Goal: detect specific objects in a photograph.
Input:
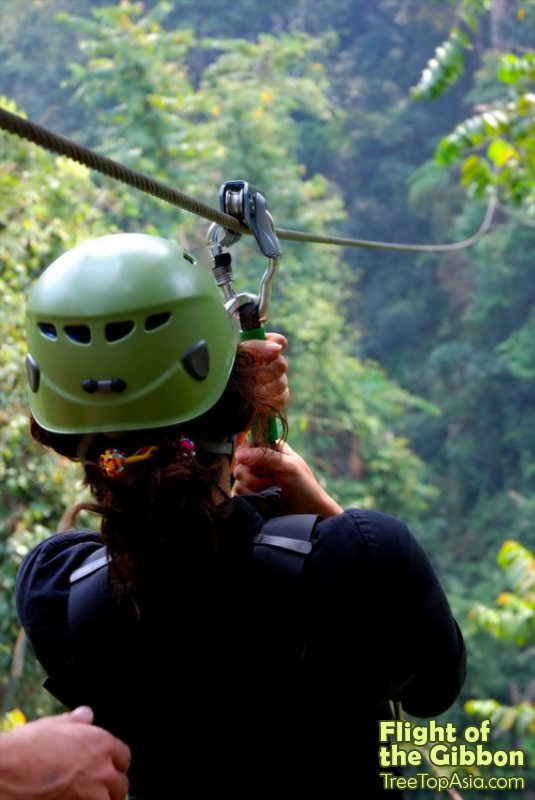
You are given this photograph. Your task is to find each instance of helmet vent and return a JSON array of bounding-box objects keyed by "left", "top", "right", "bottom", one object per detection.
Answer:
[
  {"left": 145, "top": 312, "right": 171, "bottom": 332},
  {"left": 65, "top": 325, "right": 91, "bottom": 344},
  {"left": 38, "top": 322, "right": 57, "bottom": 340},
  {"left": 105, "top": 320, "right": 135, "bottom": 342},
  {"left": 183, "top": 251, "right": 195, "bottom": 264}
]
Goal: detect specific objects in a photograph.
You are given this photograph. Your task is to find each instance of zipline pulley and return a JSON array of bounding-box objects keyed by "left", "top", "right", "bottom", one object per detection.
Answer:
[{"left": 219, "top": 180, "right": 282, "bottom": 260}]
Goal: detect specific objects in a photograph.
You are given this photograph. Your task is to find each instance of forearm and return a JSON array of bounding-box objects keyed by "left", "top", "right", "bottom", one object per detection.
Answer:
[
  {"left": 0, "top": 734, "right": 25, "bottom": 799},
  {"left": 299, "top": 481, "right": 343, "bottom": 517}
]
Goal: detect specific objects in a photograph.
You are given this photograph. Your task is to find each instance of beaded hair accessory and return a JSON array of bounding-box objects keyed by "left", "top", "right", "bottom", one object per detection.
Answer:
[{"left": 98, "top": 436, "right": 197, "bottom": 479}]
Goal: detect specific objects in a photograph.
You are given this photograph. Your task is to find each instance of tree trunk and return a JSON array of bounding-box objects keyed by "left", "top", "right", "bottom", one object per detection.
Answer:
[{"left": 490, "top": 0, "right": 507, "bottom": 51}]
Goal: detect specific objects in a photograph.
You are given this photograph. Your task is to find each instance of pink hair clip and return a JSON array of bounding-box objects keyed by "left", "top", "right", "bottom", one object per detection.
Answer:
[{"left": 174, "top": 436, "right": 197, "bottom": 457}]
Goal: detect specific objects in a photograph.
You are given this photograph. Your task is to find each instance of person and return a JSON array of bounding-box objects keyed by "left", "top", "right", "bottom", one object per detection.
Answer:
[
  {"left": 15, "top": 232, "right": 465, "bottom": 798},
  {"left": 0, "top": 705, "right": 131, "bottom": 800}
]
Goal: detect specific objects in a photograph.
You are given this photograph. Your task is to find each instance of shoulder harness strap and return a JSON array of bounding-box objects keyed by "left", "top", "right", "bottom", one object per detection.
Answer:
[
  {"left": 68, "top": 546, "right": 110, "bottom": 634},
  {"left": 253, "top": 514, "right": 320, "bottom": 581},
  {"left": 67, "top": 514, "right": 320, "bottom": 633}
]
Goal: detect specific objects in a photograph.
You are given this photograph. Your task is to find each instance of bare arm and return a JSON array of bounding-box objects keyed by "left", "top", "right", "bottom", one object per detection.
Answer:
[{"left": 0, "top": 707, "right": 130, "bottom": 800}]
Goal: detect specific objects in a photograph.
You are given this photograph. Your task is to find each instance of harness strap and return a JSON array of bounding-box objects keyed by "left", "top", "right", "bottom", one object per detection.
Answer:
[
  {"left": 253, "top": 514, "right": 319, "bottom": 581},
  {"left": 67, "top": 514, "right": 320, "bottom": 633},
  {"left": 69, "top": 546, "right": 111, "bottom": 634},
  {"left": 70, "top": 549, "right": 110, "bottom": 583}
]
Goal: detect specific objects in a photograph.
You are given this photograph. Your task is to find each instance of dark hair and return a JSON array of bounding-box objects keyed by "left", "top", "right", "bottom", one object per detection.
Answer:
[{"left": 31, "top": 347, "right": 286, "bottom": 587}]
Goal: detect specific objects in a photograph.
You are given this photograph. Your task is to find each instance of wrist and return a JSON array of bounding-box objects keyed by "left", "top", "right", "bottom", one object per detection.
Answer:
[
  {"left": 289, "top": 483, "right": 342, "bottom": 517},
  {"left": 315, "top": 491, "right": 343, "bottom": 517}
]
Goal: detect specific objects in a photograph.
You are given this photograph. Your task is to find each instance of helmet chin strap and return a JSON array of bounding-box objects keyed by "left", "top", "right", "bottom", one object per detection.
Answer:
[
  {"left": 196, "top": 437, "right": 235, "bottom": 458},
  {"left": 76, "top": 433, "right": 235, "bottom": 463}
]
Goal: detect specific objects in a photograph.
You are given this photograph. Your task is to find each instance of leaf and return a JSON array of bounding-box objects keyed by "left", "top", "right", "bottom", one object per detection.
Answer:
[
  {"left": 0, "top": 709, "right": 27, "bottom": 731},
  {"left": 487, "top": 139, "right": 519, "bottom": 168},
  {"left": 464, "top": 698, "right": 499, "bottom": 718},
  {"left": 459, "top": 154, "right": 491, "bottom": 193},
  {"left": 497, "top": 53, "right": 535, "bottom": 85},
  {"left": 411, "top": 30, "right": 467, "bottom": 101}
]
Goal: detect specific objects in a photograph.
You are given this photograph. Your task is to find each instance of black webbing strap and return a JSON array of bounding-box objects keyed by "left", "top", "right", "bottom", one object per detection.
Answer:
[
  {"left": 239, "top": 301, "right": 261, "bottom": 331},
  {"left": 68, "top": 546, "right": 110, "bottom": 634},
  {"left": 253, "top": 514, "right": 319, "bottom": 581},
  {"left": 67, "top": 514, "right": 320, "bottom": 633}
]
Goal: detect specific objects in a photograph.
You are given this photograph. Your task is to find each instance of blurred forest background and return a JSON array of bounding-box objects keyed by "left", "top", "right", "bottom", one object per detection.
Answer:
[{"left": 0, "top": 0, "right": 534, "bottom": 796}]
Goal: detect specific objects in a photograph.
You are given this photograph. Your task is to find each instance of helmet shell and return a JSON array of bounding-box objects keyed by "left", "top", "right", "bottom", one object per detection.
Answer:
[{"left": 26, "top": 233, "right": 237, "bottom": 434}]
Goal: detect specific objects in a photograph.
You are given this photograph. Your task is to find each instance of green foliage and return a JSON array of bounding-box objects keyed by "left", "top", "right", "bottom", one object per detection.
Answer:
[
  {"left": 497, "top": 52, "right": 535, "bottom": 85},
  {"left": 436, "top": 92, "right": 535, "bottom": 213},
  {"left": 403, "top": 6, "right": 535, "bottom": 576},
  {"left": 466, "top": 697, "right": 535, "bottom": 735},
  {"left": 411, "top": 28, "right": 471, "bottom": 101},
  {"left": 410, "top": 0, "right": 502, "bottom": 102},
  {"left": 471, "top": 541, "right": 535, "bottom": 645},
  {"left": 414, "top": 1, "right": 535, "bottom": 218},
  {"left": 413, "top": 0, "right": 532, "bottom": 99},
  {"left": 498, "top": 310, "right": 535, "bottom": 379},
  {"left": 465, "top": 541, "right": 535, "bottom": 779},
  {"left": 400, "top": 14, "right": 535, "bottom": 780}
]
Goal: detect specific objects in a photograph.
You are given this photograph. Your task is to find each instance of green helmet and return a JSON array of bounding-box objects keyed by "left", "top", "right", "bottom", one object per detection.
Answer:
[{"left": 25, "top": 233, "right": 238, "bottom": 434}]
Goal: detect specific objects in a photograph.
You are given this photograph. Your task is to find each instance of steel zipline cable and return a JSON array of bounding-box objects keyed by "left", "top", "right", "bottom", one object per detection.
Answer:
[{"left": 0, "top": 106, "right": 496, "bottom": 253}]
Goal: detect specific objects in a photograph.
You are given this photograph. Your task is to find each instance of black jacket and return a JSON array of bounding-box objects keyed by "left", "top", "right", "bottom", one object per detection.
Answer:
[{"left": 16, "top": 494, "right": 466, "bottom": 798}]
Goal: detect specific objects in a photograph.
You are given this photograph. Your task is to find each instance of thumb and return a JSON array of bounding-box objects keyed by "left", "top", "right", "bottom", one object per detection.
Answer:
[{"left": 67, "top": 706, "right": 94, "bottom": 724}]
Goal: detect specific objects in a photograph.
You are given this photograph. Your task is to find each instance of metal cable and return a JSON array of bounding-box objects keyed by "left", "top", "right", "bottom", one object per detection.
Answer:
[{"left": 0, "top": 106, "right": 495, "bottom": 252}]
